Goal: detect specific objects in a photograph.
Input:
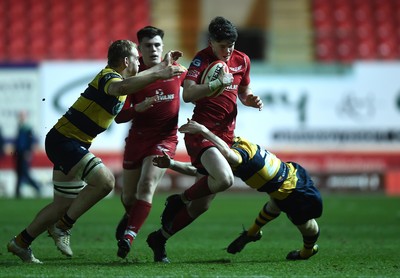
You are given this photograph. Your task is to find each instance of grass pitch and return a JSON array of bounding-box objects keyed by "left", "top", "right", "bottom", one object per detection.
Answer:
[{"left": 1, "top": 191, "right": 399, "bottom": 277}]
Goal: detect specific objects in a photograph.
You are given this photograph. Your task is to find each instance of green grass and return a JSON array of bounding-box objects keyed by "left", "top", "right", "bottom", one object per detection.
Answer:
[{"left": 1, "top": 192, "right": 399, "bottom": 277}]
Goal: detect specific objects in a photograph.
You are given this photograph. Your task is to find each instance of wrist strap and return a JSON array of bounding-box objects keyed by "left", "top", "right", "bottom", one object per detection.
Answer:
[{"left": 208, "top": 79, "right": 222, "bottom": 95}]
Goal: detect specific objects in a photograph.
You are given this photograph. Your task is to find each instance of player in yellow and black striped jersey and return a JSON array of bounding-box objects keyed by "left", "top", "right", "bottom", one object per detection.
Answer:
[
  {"left": 53, "top": 67, "right": 126, "bottom": 145},
  {"left": 149, "top": 119, "right": 322, "bottom": 262},
  {"left": 7, "top": 40, "right": 185, "bottom": 264}
]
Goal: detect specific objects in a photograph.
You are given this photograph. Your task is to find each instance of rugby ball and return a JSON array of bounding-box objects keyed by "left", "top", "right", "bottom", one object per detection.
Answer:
[{"left": 200, "top": 60, "right": 229, "bottom": 97}]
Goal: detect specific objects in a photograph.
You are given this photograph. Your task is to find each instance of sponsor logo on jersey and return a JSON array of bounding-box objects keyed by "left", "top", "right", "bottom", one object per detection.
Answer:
[
  {"left": 155, "top": 89, "right": 174, "bottom": 102},
  {"left": 229, "top": 65, "right": 243, "bottom": 72},
  {"left": 187, "top": 69, "right": 200, "bottom": 78},
  {"left": 191, "top": 58, "right": 202, "bottom": 67},
  {"left": 226, "top": 84, "right": 238, "bottom": 91}
]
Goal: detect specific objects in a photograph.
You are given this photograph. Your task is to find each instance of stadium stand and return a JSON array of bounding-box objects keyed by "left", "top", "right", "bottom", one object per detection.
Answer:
[
  {"left": 3, "top": 0, "right": 399, "bottom": 64},
  {"left": 312, "top": 0, "right": 400, "bottom": 63},
  {"left": 1, "top": 0, "right": 150, "bottom": 62}
]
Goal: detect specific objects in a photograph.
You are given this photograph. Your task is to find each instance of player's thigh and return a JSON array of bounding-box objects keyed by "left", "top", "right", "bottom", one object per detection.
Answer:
[
  {"left": 52, "top": 169, "right": 86, "bottom": 199},
  {"left": 136, "top": 156, "right": 167, "bottom": 200},
  {"left": 122, "top": 168, "right": 141, "bottom": 200},
  {"left": 82, "top": 157, "right": 115, "bottom": 190},
  {"left": 201, "top": 148, "right": 233, "bottom": 180}
]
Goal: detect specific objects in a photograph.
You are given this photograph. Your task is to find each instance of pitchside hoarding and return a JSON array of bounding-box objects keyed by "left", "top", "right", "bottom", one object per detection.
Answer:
[
  {"left": 3, "top": 62, "right": 399, "bottom": 152},
  {"left": 1, "top": 62, "right": 399, "bottom": 195}
]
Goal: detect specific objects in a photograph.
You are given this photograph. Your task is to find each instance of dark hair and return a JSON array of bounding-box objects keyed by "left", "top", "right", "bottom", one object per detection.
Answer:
[
  {"left": 137, "top": 26, "right": 165, "bottom": 43},
  {"left": 208, "top": 16, "right": 238, "bottom": 43},
  {"left": 107, "top": 40, "right": 136, "bottom": 68}
]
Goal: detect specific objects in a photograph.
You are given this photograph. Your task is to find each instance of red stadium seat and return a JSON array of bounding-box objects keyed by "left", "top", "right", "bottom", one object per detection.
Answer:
[
  {"left": 355, "top": 22, "right": 375, "bottom": 39},
  {"left": 8, "top": 37, "right": 28, "bottom": 62},
  {"left": 357, "top": 38, "right": 378, "bottom": 60},
  {"left": 30, "top": 38, "right": 47, "bottom": 62},
  {"left": 49, "top": 37, "right": 70, "bottom": 60},
  {"left": 377, "top": 38, "right": 399, "bottom": 60},
  {"left": 376, "top": 21, "right": 396, "bottom": 39},
  {"left": 91, "top": 37, "right": 110, "bottom": 59},
  {"left": 336, "top": 37, "right": 356, "bottom": 63},
  {"left": 354, "top": 4, "right": 373, "bottom": 24},
  {"left": 70, "top": 38, "right": 90, "bottom": 60},
  {"left": 315, "top": 36, "right": 336, "bottom": 63}
]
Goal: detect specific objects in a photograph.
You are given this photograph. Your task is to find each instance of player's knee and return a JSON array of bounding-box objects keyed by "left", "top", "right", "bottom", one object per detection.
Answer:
[
  {"left": 138, "top": 179, "right": 159, "bottom": 199},
  {"left": 101, "top": 172, "right": 115, "bottom": 193},
  {"left": 122, "top": 193, "right": 135, "bottom": 206},
  {"left": 89, "top": 166, "right": 115, "bottom": 194},
  {"left": 216, "top": 172, "right": 234, "bottom": 191},
  {"left": 297, "top": 219, "right": 319, "bottom": 236}
]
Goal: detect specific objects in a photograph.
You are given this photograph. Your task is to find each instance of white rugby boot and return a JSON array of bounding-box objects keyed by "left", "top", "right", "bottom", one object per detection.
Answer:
[
  {"left": 7, "top": 237, "right": 42, "bottom": 264},
  {"left": 48, "top": 224, "right": 73, "bottom": 257}
]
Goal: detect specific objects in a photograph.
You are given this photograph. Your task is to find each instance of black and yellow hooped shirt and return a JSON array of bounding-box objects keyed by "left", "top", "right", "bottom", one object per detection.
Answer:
[
  {"left": 231, "top": 137, "right": 298, "bottom": 200},
  {"left": 54, "top": 67, "right": 126, "bottom": 145}
]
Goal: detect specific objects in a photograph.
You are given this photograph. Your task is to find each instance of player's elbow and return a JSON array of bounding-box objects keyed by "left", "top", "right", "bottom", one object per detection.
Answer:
[
  {"left": 182, "top": 92, "right": 192, "bottom": 103},
  {"left": 114, "top": 116, "right": 123, "bottom": 124},
  {"left": 108, "top": 82, "right": 127, "bottom": 97}
]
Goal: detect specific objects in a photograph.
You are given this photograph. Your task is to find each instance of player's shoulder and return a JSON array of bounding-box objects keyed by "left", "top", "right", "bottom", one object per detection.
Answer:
[
  {"left": 97, "top": 67, "right": 122, "bottom": 80},
  {"left": 229, "top": 50, "right": 250, "bottom": 66},
  {"left": 90, "top": 67, "right": 122, "bottom": 89},
  {"left": 233, "top": 49, "right": 249, "bottom": 59},
  {"left": 189, "top": 47, "right": 215, "bottom": 68}
]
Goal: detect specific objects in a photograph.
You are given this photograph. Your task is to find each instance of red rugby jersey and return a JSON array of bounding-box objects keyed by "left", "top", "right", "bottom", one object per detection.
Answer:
[
  {"left": 185, "top": 46, "right": 251, "bottom": 133},
  {"left": 116, "top": 57, "right": 187, "bottom": 135}
]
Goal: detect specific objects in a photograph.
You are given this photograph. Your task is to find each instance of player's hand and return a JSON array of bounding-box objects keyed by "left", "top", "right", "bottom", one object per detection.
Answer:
[
  {"left": 134, "top": 95, "right": 158, "bottom": 113},
  {"left": 246, "top": 94, "right": 263, "bottom": 111},
  {"left": 163, "top": 50, "right": 183, "bottom": 65},
  {"left": 152, "top": 150, "right": 172, "bottom": 168},
  {"left": 218, "top": 70, "right": 233, "bottom": 87},
  {"left": 178, "top": 119, "right": 206, "bottom": 134},
  {"left": 159, "top": 65, "right": 185, "bottom": 79}
]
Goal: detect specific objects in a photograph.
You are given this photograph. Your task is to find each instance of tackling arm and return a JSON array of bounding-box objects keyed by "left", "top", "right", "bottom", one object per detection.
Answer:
[
  {"left": 178, "top": 119, "right": 240, "bottom": 166},
  {"left": 108, "top": 51, "right": 185, "bottom": 97},
  {"left": 152, "top": 150, "right": 197, "bottom": 176}
]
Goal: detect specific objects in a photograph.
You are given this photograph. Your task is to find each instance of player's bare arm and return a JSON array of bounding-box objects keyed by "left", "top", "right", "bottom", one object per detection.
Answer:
[
  {"left": 134, "top": 95, "right": 158, "bottom": 113},
  {"left": 182, "top": 69, "right": 233, "bottom": 102},
  {"left": 238, "top": 85, "right": 263, "bottom": 111},
  {"left": 182, "top": 79, "right": 213, "bottom": 102},
  {"left": 178, "top": 119, "right": 240, "bottom": 166},
  {"left": 138, "top": 50, "right": 183, "bottom": 76},
  {"left": 114, "top": 66, "right": 184, "bottom": 96},
  {"left": 108, "top": 51, "right": 185, "bottom": 97},
  {"left": 152, "top": 150, "right": 197, "bottom": 176}
]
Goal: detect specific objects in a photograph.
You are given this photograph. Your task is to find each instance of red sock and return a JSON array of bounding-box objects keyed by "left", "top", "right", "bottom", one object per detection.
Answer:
[
  {"left": 124, "top": 200, "right": 152, "bottom": 243},
  {"left": 183, "top": 176, "right": 212, "bottom": 201},
  {"left": 170, "top": 207, "right": 195, "bottom": 235}
]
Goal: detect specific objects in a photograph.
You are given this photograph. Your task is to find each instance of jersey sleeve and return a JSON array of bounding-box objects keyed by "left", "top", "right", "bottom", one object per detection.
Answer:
[
  {"left": 100, "top": 72, "right": 123, "bottom": 95},
  {"left": 185, "top": 54, "right": 209, "bottom": 83},
  {"left": 240, "top": 55, "right": 251, "bottom": 87}
]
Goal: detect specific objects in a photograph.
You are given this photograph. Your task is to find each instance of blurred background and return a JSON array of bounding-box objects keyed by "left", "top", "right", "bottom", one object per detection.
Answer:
[{"left": 0, "top": 0, "right": 399, "bottom": 198}]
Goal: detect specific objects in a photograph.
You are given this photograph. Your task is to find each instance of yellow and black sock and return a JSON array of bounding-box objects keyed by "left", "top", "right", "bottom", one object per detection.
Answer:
[
  {"left": 300, "top": 230, "right": 320, "bottom": 258},
  {"left": 247, "top": 202, "right": 280, "bottom": 236}
]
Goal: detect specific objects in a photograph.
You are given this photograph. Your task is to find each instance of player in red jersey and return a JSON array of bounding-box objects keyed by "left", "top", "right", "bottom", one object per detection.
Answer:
[
  {"left": 114, "top": 26, "right": 187, "bottom": 260},
  {"left": 146, "top": 16, "right": 263, "bottom": 263}
]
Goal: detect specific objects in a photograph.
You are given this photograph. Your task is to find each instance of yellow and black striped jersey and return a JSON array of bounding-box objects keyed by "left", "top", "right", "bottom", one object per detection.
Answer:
[
  {"left": 231, "top": 137, "right": 298, "bottom": 200},
  {"left": 54, "top": 67, "right": 126, "bottom": 144}
]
